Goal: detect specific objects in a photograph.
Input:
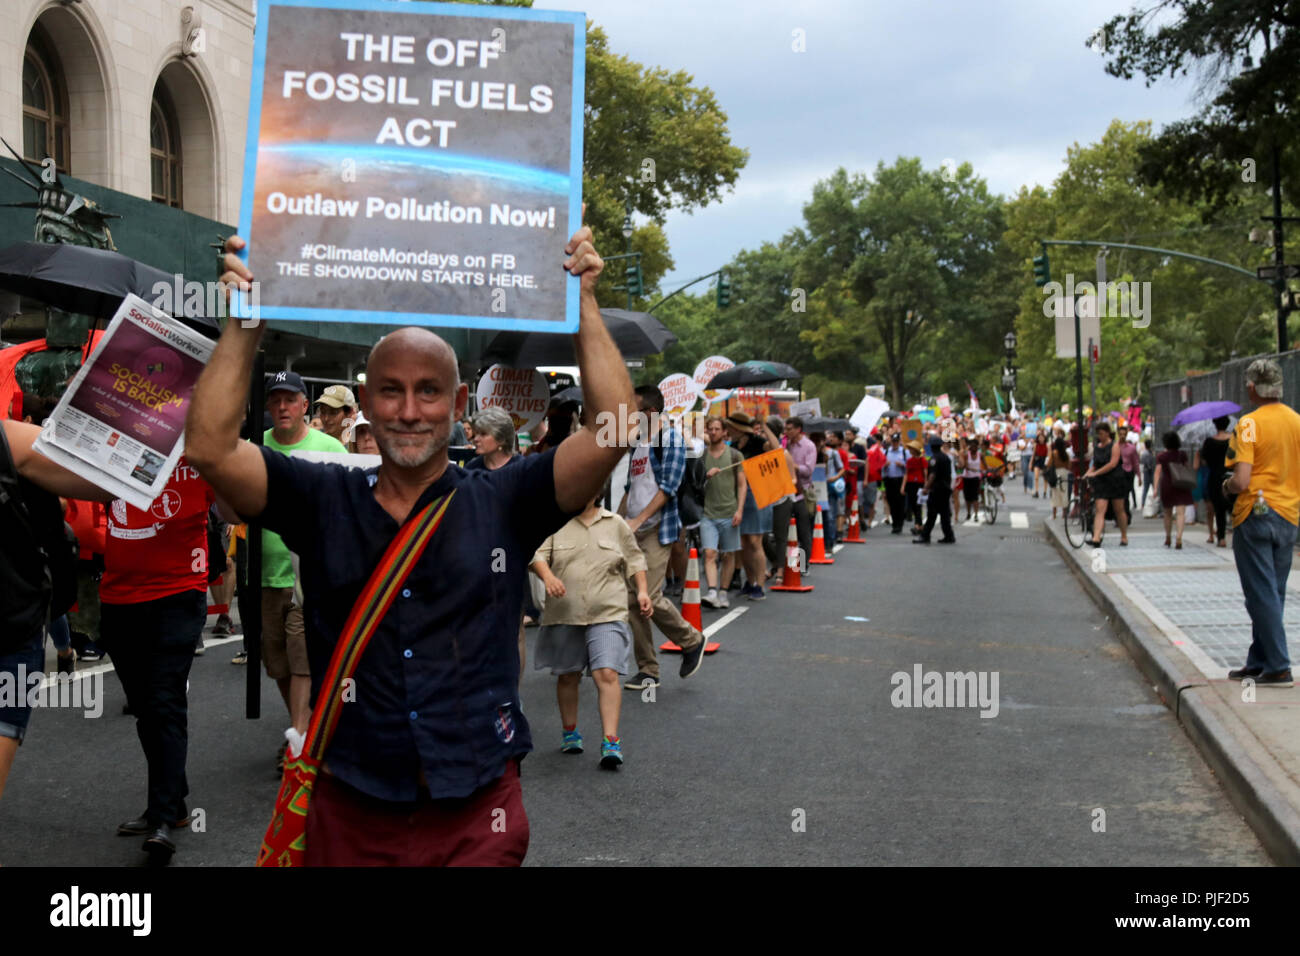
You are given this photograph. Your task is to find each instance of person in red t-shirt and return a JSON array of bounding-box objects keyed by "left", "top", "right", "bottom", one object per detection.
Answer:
[
  {"left": 99, "top": 456, "right": 217, "bottom": 862},
  {"left": 904, "top": 441, "right": 929, "bottom": 535},
  {"left": 864, "top": 437, "right": 886, "bottom": 530}
]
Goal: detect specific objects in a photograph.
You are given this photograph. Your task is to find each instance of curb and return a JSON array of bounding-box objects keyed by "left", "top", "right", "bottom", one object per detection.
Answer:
[{"left": 1044, "top": 517, "right": 1300, "bottom": 865}]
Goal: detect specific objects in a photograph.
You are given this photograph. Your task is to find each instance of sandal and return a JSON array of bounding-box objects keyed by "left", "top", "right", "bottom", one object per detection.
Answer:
[{"left": 1175, "top": 540, "right": 1182, "bottom": 550}]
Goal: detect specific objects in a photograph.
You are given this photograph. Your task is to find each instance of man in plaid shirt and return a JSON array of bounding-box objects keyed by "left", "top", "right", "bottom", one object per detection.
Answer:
[{"left": 620, "top": 385, "right": 708, "bottom": 690}]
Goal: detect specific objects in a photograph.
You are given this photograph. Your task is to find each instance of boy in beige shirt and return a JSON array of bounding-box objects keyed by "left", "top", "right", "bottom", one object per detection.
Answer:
[{"left": 531, "top": 493, "right": 652, "bottom": 768}]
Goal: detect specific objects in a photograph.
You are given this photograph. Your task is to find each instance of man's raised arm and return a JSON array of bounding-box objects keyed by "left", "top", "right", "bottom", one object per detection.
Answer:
[
  {"left": 552, "top": 223, "right": 638, "bottom": 514},
  {"left": 184, "top": 236, "right": 268, "bottom": 519}
]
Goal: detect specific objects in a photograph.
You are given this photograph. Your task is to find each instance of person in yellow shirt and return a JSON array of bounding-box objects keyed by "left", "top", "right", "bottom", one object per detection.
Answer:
[{"left": 1223, "top": 358, "right": 1300, "bottom": 687}]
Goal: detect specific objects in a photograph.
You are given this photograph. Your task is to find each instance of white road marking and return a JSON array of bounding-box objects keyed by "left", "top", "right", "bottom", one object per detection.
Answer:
[
  {"left": 703, "top": 606, "right": 747, "bottom": 638},
  {"left": 832, "top": 543, "right": 844, "bottom": 554},
  {"left": 39, "top": 633, "right": 243, "bottom": 690},
  {"left": 1010, "top": 512, "right": 1028, "bottom": 528}
]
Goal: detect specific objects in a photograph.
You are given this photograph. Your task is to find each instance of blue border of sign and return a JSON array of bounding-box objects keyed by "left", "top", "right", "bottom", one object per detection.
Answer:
[{"left": 233, "top": 0, "right": 585, "bottom": 333}]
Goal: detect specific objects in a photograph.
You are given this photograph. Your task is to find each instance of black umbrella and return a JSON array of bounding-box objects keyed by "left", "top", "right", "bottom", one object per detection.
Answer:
[
  {"left": 552, "top": 385, "right": 583, "bottom": 404},
  {"left": 705, "top": 359, "right": 801, "bottom": 391},
  {"left": 802, "top": 416, "right": 853, "bottom": 433},
  {"left": 0, "top": 242, "right": 219, "bottom": 330},
  {"left": 483, "top": 308, "right": 677, "bottom": 367}
]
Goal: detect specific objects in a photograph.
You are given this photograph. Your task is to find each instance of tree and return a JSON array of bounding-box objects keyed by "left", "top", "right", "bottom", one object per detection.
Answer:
[
  {"left": 1097, "top": 0, "right": 1300, "bottom": 210},
  {"left": 583, "top": 25, "right": 748, "bottom": 305},
  {"left": 1004, "top": 120, "right": 1273, "bottom": 413},
  {"left": 795, "top": 160, "right": 1009, "bottom": 410}
]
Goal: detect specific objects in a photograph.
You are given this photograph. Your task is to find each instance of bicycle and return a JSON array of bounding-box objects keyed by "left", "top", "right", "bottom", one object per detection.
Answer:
[
  {"left": 1064, "top": 473, "right": 1094, "bottom": 548},
  {"left": 981, "top": 472, "right": 1000, "bottom": 525}
]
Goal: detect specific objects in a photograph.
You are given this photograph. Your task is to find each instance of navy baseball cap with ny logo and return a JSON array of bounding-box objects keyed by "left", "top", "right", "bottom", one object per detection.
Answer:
[{"left": 266, "top": 370, "right": 306, "bottom": 396}]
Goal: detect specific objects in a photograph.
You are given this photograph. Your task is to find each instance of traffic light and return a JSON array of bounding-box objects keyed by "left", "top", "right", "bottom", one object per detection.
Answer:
[
  {"left": 1032, "top": 249, "right": 1051, "bottom": 287},
  {"left": 716, "top": 272, "right": 732, "bottom": 308},
  {"left": 624, "top": 262, "right": 642, "bottom": 297}
]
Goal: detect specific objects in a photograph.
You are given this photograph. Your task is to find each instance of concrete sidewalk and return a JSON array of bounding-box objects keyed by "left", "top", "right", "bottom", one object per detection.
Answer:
[{"left": 1048, "top": 515, "right": 1300, "bottom": 864}]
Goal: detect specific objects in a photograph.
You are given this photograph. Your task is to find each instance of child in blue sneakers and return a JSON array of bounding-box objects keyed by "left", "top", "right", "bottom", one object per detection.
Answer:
[{"left": 530, "top": 491, "right": 651, "bottom": 769}]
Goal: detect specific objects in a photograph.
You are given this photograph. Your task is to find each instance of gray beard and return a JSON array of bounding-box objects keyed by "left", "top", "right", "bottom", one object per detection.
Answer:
[{"left": 376, "top": 429, "right": 448, "bottom": 469}]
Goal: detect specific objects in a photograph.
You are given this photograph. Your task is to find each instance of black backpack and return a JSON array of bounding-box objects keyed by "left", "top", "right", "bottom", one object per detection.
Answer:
[
  {"left": 0, "top": 425, "right": 79, "bottom": 651},
  {"left": 650, "top": 434, "right": 705, "bottom": 527}
]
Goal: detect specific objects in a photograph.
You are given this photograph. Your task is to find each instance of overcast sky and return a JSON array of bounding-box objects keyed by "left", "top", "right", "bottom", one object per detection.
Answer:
[{"left": 535, "top": 0, "right": 1204, "bottom": 288}]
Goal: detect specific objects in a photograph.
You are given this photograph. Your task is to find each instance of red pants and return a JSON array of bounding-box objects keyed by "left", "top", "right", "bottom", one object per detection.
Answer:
[{"left": 304, "top": 760, "right": 529, "bottom": 866}]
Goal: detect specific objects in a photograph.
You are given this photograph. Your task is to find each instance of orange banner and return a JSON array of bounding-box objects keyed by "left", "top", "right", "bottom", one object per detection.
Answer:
[{"left": 742, "top": 448, "right": 796, "bottom": 509}]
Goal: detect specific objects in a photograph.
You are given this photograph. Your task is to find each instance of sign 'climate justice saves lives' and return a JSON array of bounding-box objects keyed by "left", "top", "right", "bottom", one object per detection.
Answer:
[{"left": 235, "top": 0, "right": 585, "bottom": 332}]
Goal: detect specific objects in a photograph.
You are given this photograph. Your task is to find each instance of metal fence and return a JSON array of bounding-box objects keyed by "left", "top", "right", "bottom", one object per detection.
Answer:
[{"left": 1150, "top": 349, "right": 1300, "bottom": 435}]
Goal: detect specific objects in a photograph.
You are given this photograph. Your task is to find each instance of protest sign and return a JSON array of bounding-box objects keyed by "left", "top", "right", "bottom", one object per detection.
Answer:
[
  {"left": 849, "top": 394, "right": 889, "bottom": 434},
  {"left": 897, "top": 419, "right": 924, "bottom": 447},
  {"left": 475, "top": 364, "right": 548, "bottom": 431},
  {"left": 811, "top": 461, "right": 828, "bottom": 509},
  {"left": 692, "top": 355, "right": 734, "bottom": 405},
  {"left": 937, "top": 393, "right": 951, "bottom": 417},
  {"left": 34, "top": 295, "right": 214, "bottom": 512},
  {"left": 658, "top": 373, "right": 698, "bottom": 417},
  {"left": 742, "top": 447, "right": 794, "bottom": 509},
  {"left": 236, "top": 0, "right": 585, "bottom": 332},
  {"left": 790, "top": 398, "right": 821, "bottom": 420}
]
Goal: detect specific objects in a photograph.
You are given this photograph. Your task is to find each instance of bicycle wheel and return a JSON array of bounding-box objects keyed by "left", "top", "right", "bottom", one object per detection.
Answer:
[
  {"left": 982, "top": 485, "right": 997, "bottom": 524},
  {"left": 1064, "top": 485, "right": 1089, "bottom": 548}
]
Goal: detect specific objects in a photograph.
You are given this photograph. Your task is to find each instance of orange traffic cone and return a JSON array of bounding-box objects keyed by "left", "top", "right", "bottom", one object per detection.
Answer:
[
  {"left": 843, "top": 498, "right": 865, "bottom": 543},
  {"left": 770, "top": 516, "right": 814, "bottom": 593},
  {"left": 661, "top": 548, "right": 719, "bottom": 653},
  {"left": 809, "top": 507, "right": 835, "bottom": 564}
]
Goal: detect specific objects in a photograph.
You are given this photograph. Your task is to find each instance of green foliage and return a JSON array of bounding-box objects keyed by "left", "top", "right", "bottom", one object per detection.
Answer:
[
  {"left": 1005, "top": 119, "right": 1274, "bottom": 413},
  {"left": 1096, "top": 0, "right": 1300, "bottom": 209},
  {"left": 793, "top": 159, "right": 1013, "bottom": 410},
  {"left": 583, "top": 25, "right": 748, "bottom": 307}
]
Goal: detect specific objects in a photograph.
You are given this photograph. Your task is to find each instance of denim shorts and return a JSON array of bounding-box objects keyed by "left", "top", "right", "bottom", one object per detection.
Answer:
[
  {"left": 700, "top": 515, "right": 741, "bottom": 553},
  {"left": 739, "top": 488, "right": 773, "bottom": 536},
  {"left": 0, "top": 628, "right": 45, "bottom": 743}
]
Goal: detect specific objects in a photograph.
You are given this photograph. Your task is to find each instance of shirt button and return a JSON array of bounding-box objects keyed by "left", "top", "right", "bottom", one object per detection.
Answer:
[
  {"left": 403, "top": 649, "right": 413, "bottom": 659},
  {"left": 409, "top": 711, "right": 418, "bottom": 721},
  {"left": 402, "top": 588, "right": 412, "bottom": 598}
]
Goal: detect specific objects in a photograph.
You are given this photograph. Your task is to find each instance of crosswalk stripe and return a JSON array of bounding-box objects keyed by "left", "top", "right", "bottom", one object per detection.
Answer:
[{"left": 1010, "top": 512, "right": 1028, "bottom": 528}]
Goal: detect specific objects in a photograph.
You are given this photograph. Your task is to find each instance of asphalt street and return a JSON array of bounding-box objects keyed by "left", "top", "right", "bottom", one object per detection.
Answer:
[{"left": 0, "top": 482, "right": 1270, "bottom": 866}]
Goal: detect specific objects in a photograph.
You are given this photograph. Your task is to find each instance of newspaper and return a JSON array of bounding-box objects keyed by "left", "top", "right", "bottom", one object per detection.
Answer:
[{"left": 34, "top": 294, "right": 215, "bottom": 511}]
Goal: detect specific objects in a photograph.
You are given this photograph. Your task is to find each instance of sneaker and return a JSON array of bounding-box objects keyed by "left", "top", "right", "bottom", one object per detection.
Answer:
[
  {"left": 624, "top": 671, "right": 660, "bottom": 691},
  {"left": 212, "top": 615, "right": 240, "bottom": 637},
  {"left": 231, "top": 649, "right": 248, "bottom": 665},
  {"left": 679, "top": 633, "right": 707, "bottom": 679},
  {"left": 600, "top": 738, "right": 624, "bottom": 769},
  {"left": 701, "top": 589, "right": 720, "bottom": 609},
  {"left": 717, "top": 591, "right": 730, "bottom": 609},
  {"left": 1228, "top": 666, "right": 1264, "bottom": 681},
  {"left": 747, "top": 585, "right": 766, "bottom": 602},
  {"left": 56, "top": 653, "right": 75, "bottom": 676},
  {"left": 77, "top": 645, "right": 103, "bottom": 663},
  {"left": 1255, "top": 669, "right": 1294, "bottom": 688},
  {"left": 561, "top": 730, "right": 584, "bottom": 754},
  {"left": 193, "top": 638, "right": 206, "bottom": 657}
]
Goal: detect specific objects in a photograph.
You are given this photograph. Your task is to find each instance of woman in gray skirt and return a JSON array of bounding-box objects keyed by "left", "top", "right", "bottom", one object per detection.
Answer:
[{"left": 530, "top": 492, "right": 652, "bottom": 769}]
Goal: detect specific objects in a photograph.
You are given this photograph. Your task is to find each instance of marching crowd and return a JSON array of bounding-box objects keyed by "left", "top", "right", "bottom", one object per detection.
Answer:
[{"left": 3, "top": 225, "right": 1299, "bottom": 868}]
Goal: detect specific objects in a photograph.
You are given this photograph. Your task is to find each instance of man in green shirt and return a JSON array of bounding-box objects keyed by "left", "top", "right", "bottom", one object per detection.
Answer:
[
  {"left": 700, "top": 415, "right": 747, "bottom": 609},
  {"left": 261, "top": 371, "right": 345, "bottom": 758}
]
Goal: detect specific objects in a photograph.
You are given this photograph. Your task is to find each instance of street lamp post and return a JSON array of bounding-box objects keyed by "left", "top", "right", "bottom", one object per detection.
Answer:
[
  {"left": 1001, "top": 330, "right": 1017, "bottom": 396},
  {"left": 621, "top": 203, "right": 634, "bottom": 311}
]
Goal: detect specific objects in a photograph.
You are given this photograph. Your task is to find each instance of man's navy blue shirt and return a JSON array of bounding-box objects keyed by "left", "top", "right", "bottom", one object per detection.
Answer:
[{"left": 259, "top": 445, "right": 573, "bottom": 801}]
